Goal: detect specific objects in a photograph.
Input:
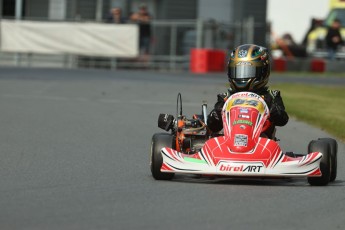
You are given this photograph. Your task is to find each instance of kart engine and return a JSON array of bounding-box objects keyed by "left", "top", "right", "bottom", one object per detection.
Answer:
[
  {"left": 157, "top": 93, "right": 209, "bottom": 154},
  {"left": 177, "top": 117, "right": 208, "bottom": 154},
  {"left": 158, "top": 114, "right": 208, "bottom": 154}
]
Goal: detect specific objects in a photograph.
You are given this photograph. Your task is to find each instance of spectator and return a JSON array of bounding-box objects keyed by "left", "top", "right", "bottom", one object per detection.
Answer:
[
  {"left": 326, "top": 19, "right": 343, "bottom": 60},
  {"left": 130, "top": 4, "right": 152, "bottom": 56},
  {"left": 106, "top": 7, "right": 126, "bottom": 24},
  {"left": 281, "top": 33, "right": 307, "bottom": 57},
  {"left": 282, "top": 33, "right": 296, "bottom": 46}
]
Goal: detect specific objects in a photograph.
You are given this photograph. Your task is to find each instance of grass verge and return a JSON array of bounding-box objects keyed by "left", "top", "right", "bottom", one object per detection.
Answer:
[
  {"left": 271, "top": 71, "right": 345, "bottom": 78},
  {"left": 271, "top": 83, "right": 345, "bottom": 142}
]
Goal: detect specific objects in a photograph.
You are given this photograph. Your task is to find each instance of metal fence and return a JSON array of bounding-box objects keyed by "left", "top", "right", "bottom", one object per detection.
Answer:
[{"left": 0, "top": 17, "right": 266, "bottom": 71}]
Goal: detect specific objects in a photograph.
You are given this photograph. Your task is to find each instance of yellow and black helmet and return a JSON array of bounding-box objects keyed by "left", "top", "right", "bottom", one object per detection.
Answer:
[{"left": 227, "top": 44, "right": 271, "bottom": 92}]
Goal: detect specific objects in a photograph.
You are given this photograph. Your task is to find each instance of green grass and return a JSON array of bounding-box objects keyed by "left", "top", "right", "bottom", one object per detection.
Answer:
[
  {"left": 271, "top": 83, "right": 345, "bottom": 141},
  {"left": 271, "top": 71, "right": 345, "bottom": 78}
]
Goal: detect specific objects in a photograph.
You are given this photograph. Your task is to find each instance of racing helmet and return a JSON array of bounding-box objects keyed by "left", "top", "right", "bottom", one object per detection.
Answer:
[{"left": 228, "top": 44, "right": 271, "bottom": 92}]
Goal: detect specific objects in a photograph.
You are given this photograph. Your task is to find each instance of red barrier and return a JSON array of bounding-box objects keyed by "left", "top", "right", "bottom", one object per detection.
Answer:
[
  {"left": 190, "top": 49, "right": 226, "bottom": 73},
  {"left": 209, "top": 50, "right": 226, "bottom": 71},
  {"left": 310, "top": 58, "right": 325, "bottom": 72},
  {"left": 273, "top": 58, "right": 286, "bottom": 72},
  {"left": 190, "top": 49, "right": 210, "bottom": 73}
]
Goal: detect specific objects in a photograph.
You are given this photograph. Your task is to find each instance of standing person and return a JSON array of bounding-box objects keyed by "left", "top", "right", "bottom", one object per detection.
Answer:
[
  {"left": 106, "top": 7, "right": 126, "bottom": 24},
  {"left": 207, "top": 44, "right": 289, "bottom": 139},
  {"left": 325, "top": 19, "right": 343, "bottom": 60},
  {"left": 130, "top": 4, "right": 152, "bottom": 57}
]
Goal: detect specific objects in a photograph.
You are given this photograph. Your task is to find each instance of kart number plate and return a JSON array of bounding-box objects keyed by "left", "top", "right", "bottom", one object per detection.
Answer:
[{"left": 234, "top": 134, "right": 248, "bottom": 147}]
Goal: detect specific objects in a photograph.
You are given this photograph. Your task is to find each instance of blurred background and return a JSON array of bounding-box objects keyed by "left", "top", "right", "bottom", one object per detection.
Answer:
[
  {"left": 0, "top": 0, "right": 343, "bottom": 71},
  {"left": 0, "top": 2, "right": 344, "bottom": 229}
]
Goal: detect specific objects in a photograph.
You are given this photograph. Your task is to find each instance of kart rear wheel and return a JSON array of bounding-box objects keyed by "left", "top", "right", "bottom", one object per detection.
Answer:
[
  {"left": 150, "top": 133, "right": 175, "bottom": 180},
  {"left": 318, "top": 138, "right": 337, "bottom": 182},
  {"left": 307, "top": 140, "right": 331, "bottom": 186}
]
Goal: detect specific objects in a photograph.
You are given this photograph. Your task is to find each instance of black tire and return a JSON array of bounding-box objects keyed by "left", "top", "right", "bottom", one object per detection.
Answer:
[
  {"left": 318, "top": 138, "right": 337, "bottom": 182},
  {"left": 150, "top": 133, "right": 175, "bottom": 180},
  {"left": 307, "top": 140, "right": 331, "bottom": 186}
]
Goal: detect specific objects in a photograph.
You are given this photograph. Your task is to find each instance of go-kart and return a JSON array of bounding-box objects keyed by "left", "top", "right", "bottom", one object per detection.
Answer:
[{"left": 150, "top": 92, "right": 338, "bottom": 186}]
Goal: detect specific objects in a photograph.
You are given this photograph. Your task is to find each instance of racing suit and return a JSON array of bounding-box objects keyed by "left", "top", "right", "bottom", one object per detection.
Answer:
[{"left": 207, "top": 87, "right": 289, "bottom": 139}]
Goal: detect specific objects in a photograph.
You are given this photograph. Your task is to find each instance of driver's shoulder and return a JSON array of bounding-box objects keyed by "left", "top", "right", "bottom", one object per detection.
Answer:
[{"left": 260, "top": 88, "right": 281, "bottom": 98}]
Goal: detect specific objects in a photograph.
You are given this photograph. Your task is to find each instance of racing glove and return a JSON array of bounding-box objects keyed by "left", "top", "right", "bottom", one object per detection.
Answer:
[
  {"left": 270, "top": 102, "right": 282, "bottom": 121},
  {"left": 207, "top": 92, "right": 230, "bottom": 133},
  {"left": 207, "top": 100, "right": 226, "bottom": 133},
  {"left": 158, "top": 113, "right": 175, "bottom": 131},
  {"left": 268, "top": 90, "right": 289, "bottom": 126},
  {"left": 207, "top": 110, "right": 223, "bottom": 133}
]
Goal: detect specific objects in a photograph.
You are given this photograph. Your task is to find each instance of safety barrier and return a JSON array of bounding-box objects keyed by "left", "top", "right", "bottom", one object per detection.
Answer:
[
  {"left": 0, "top": 20, "right": 138, "bottom": 57},
  {"left": 190, "top": 49, "right": 226, "bottom": 73},
  {"left": 0, "top": 18, "right": 261, "bottom": 71},
  {"left": 272, "top": 57, "right": 344, "bottom": 73}
]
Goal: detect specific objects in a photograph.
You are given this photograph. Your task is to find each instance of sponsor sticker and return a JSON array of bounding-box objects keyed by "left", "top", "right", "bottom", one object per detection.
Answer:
[
  {"left": 233, "top": 120, "right": 253, "bottom": 126},
  {"left": 234, "top": 134, "right": 248, "bottom": 147},
  {"left": 240, "top": 108, "right": 248, "bottom": 113},
  {"left": 218, "top": 162, "right": 264, "bottom": 173},
  {"left": 238, "top": 114, "right": 250, "bottom": 119},
  {"left": 247, "top": 93, "right": 261, "bottom": 99}
]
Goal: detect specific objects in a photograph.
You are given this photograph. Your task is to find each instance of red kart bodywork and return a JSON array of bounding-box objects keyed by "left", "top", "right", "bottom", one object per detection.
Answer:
[{"left": 161, "top": 92, "right": 322, "bottom": 177}]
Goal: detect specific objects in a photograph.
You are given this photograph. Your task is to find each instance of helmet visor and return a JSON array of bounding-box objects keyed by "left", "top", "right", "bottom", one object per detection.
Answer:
[{"left": 230, "top": 65, "right": 261, "bottom": 79}]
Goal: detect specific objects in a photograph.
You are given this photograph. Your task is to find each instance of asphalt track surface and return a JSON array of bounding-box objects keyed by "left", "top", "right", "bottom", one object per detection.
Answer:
[{"left": 0, "top": 67, "right": 344, "bottom": 230}]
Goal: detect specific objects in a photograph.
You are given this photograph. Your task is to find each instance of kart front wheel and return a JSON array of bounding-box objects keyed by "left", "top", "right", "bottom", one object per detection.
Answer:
[
  {"left": 150, "top": 133, "right": 175, "bottom": 180},
  {"left": 318, "top": 138, "right": 337, "bottom": 182},
  {"left": 307, "top": 140, "right": 331, "bottom": 186}
]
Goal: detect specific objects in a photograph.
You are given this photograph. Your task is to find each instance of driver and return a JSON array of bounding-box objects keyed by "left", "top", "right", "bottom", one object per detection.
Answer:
[{"left": 207, "top": 44, "right": 289, "bottom": 139}]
